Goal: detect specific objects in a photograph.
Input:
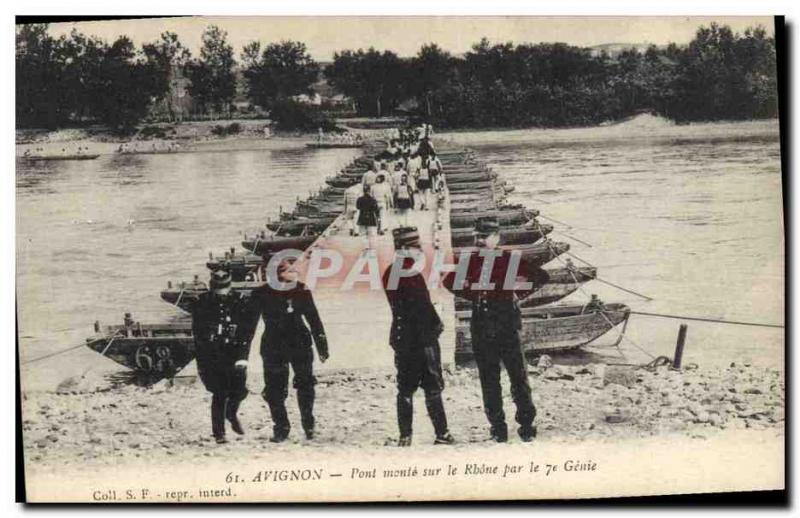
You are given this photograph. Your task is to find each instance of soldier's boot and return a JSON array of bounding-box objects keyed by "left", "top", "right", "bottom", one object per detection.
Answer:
[
  {"left": 397, "top": 394, "right": 414, "bottom": 446},
  {"left": 269, "top": 421, "right": 290, "bottom": 443},
  {"left": 211, "top": 393, "right": 227, "bottom": 443},
  {"left": 266, "top": 400, "right": 291, "bottom": 443},
  {"left": 490, "top": 423, "right": 508, "bottom": 443},
  {"left": 297, "top": 390, "right": 316, "bottom": 440},
  {"left": 433, "top": 433, "right": 455, "bottom": 445},
  {"left": 225, "top": 397, "right": 245, "bottom": 435},
  {"left": 518, "top": 424, "right": 537, "bottom": 443},
  {"left": 425, "top": 394, "right": 454, "bottom": 445}
]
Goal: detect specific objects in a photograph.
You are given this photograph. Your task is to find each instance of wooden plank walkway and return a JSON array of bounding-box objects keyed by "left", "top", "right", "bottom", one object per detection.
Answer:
[{"left": 289, "top": 187, "right": 456, "bottom": 373}]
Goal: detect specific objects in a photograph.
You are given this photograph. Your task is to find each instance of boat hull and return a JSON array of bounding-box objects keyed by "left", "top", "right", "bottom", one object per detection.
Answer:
[
  {"left": 86, "top": 322, "right": 196, "bottom": 384},
  {"left": 450, "top": 207, "right": 538, "bottom": 228},
  {"left": 267, "top": 217, "right": 336, "bottom": 234},
  {"left": 23, "top": 154, "right": 100, "bottom": 161},
  {"left": 450, "top": 223, "right": 553, "bottom": 247},
  {"left": 453, "top": 240, "right": 570, "bottom": 269},
  {"left": 161, "top": 281, "right": 263, "bottom": 312},
  {"left": 454, "top": 265, "right": 597, "bottom": 310},
  {"left": 455, "top": 303, "right": 630, "bottom": 360},
  {"left": 519, "top": 266, "right": 597, "bottom": 308},
  {"left": 241, "top": 234, "right": 318, "bottom": 255}
]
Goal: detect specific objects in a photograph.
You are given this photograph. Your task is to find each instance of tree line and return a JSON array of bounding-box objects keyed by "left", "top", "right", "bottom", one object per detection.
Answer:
[
  {"left": 16, "top": 23, "right": 325, "bottom": 132},
  {"left": 326, "top": 23, "right": 777, "bottom": 127},
  {"left": 16, "top": 22, "right": 777, "bottom": 132}
]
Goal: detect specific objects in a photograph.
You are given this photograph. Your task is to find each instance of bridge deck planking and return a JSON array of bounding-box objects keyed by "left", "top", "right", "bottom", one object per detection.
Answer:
[{"left": 287, "top": 186, "right": 456, "bottom": 373}]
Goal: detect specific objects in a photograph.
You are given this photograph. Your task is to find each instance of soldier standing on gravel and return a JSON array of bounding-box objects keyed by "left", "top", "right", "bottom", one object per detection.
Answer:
[
  {"left": 191, "top": 270, "right": 261, "bottom": 444},
  {"left": 254, "top": 258, "right": 329, "bottom": 443},
  {"left": 443, "top": 216, "right": 548, "bottom": 443},
  {"left": 383, "top": 227, "right": 455, "bottom": 447}
]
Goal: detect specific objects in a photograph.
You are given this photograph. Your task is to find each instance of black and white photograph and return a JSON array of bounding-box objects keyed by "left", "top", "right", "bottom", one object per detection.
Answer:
[{"left": 14, "top": 15, "right": 785, "bottom": 503}]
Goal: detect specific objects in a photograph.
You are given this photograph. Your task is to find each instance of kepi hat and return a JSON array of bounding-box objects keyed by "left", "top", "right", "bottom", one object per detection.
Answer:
[
  {"left": 392, "top": 226, "right": 421, "bottom": 249},
  {"left": 209, "top": 270, "right": 232, "bottom": 290}
]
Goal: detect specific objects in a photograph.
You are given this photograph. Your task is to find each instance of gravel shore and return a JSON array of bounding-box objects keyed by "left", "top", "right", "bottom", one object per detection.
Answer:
[{"left": 20, "top": 360, "right": 784, "bottom": 469}]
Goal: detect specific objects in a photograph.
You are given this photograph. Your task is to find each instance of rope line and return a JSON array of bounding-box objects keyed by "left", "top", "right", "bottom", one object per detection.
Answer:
[
  {"left": 565, "top": 250, "right": 596, "bottom": 267},
  {"left": 593, "top": 277, "right": 654, "bottom": 301},
  {"left": 598, "top": 309, "right": 655, "bottom": 361},
  {"left": 174, "top": 287, "right": 186, "bottom": 309},
  {"left": 22, "top": 342, "right": 88, "bottom": 365},
  {"left": 562, "top": 249, "right": 653, "bottom": 301},
  {"left": 538, "top": 230, "right": 658, "bottom": 361},
  {"left": 630, "top": 310, "right": 784, "bottom": 329},
  {"left": 538, "top": 214, "right": 573, "bottom": 228},
  {"left": 553, "top": 230, "right": 593, "bottom": 248},
  {"left": 98, "top": 331, "right": 123, "bottom": 357},
  {"left": 22, "top": 328, "right": 128, "bottom": 366}
]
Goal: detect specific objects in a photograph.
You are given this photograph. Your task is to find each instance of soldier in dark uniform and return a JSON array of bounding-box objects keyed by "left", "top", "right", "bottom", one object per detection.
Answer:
[
  {"left": 254, "top": 258, "right": 329, "bottom": 442},
  {"left": 444, "top": 216, "right": 549, "bottom": 443},
  {"left": 383, "top": 227, "right": 454, "bottom": 446},
  {"left": 191, "top": 270, "right": 261, "bottom": 444}
]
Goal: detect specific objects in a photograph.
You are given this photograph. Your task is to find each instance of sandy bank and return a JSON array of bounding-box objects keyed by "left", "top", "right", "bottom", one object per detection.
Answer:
[
  {"left": 15, "top": 119, "right": 327, "bottom": 157},
  {"left": 21, "top": 362, "right": 784, "bottom": 469}
]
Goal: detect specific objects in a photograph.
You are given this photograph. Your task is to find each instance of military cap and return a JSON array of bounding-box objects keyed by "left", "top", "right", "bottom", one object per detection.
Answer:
[
  {"left": 392, "top": 226, "right": 421, "bottom": 249},
  {"left": 209, "top": 269, "right": 232, "bottom": 290}
]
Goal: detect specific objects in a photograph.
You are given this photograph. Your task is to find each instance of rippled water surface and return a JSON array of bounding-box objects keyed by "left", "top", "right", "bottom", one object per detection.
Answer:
[
  {"left": 17, "top": 144, "right": 360, "bottom": 389},
  {"left": 441, "top": 119, "right": 784, "bottom": 368},
  {"left": 18, "top": 119, "right": 784, "bottom": 390}
]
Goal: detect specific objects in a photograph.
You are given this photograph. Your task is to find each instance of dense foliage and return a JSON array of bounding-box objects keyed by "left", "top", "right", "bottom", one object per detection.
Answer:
[
  {"left": 16, "top": 24, "right": 167, "bottom": 132},
  {"left": 241, "top": 40, "right": 320, "bottom": 109},
  {"left": 16, "top": 22, "right": 778, "bottom": 131},
  {"left": 141, "top": 31, "right": 192, "bottom": 121},
  {"left": 324, "top": 48, "right": 408, "bottom": 117},
  {"left": 326, "top": 24, "right": 778, "bottom": 127},
  {"left": 185, "top": 25, "right": 237, "bottom": 117}
]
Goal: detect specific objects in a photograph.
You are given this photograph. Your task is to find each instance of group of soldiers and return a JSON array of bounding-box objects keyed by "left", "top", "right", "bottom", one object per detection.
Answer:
[
  {"left": 192, "top": 259, "right": 328, "bottom": 444},
  {"left": 191, "top": 127, "right": 541, "bottom": 446},
  {"left": 192, "top": 217, "right": 541, "bottom": 446}
]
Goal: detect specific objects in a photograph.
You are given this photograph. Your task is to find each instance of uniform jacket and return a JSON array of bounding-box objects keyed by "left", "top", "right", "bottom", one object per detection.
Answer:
[
  {"left": 383, "top": 259, "right": 444, "bottom": 351},
  {"left": 356, "top": 195, "right": 380, "bottom": 227},
  {"left": 253, "top": 282, "right": 328, "bottom": 356},
  {"left": 191, "top": 291, "right": 261, "bottom": 390},
  {"left": 442, "top": 249, "right": 550, "bottom": 340}
]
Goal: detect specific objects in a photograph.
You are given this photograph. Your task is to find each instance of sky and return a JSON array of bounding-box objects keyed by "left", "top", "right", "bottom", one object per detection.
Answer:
[{"left": 44, "top": 16, "right": 776, "bottom": 61}]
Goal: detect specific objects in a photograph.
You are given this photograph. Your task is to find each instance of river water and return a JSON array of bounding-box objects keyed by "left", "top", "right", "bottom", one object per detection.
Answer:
[
  {"left": 17, "top": 119, "right": 784, "bottom": 391},
  {"left": 440, "top": 117, "right": 784, "bottom": 369}
]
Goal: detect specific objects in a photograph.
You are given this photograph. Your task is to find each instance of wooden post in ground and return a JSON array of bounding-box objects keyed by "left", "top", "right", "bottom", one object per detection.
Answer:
[{"left": 673, "top": 324, "right": 688, "bottom": 369}]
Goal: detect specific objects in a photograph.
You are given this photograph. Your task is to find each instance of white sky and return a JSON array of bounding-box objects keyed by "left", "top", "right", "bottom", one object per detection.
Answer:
[{"left": 43, "top": 16, "right": 776, "bottom": 61}]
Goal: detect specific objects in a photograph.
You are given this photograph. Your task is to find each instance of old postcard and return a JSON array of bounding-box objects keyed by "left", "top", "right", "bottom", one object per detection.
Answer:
[{"left": 16, "top": 15, "right": 784, "bottom": 503}]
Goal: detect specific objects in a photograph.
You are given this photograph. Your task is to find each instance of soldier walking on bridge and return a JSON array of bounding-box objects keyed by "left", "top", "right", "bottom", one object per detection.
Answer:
[{"left": 383, "top": 227, "right": 455, "bottom": 447}]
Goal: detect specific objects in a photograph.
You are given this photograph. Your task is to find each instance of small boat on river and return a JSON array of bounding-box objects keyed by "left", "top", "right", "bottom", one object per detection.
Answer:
[
  {"left": 455, "top": 301, "right": 630, "bottom": 360},
  {"left": 453, "top": 240, "right": 570, "bottom": 269},
  {"left": 161, "top": 280, "right": 263, "bottom": 312},
  {"left": 267, "top": 216, "right": 337, "bottom": 234},
  {"left": 450, "top": 223, "right": 553, "bottom": 247},
  {"left": 450, "top": 206, "right": 538, "bottom": 228},
  {"left": 22, "top": 154, "right": 100, "bottom": 161},
  {"left": 241, "top": 232, "right": 319, "bottom": 255},
  {"left": 85, "top": 314, "right": 195, "bottom": 384}
]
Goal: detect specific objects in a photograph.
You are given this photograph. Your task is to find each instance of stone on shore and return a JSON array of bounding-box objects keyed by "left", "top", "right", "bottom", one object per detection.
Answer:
[{"left": 21, "top": 362, "right": 785, "bottom": 467}]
